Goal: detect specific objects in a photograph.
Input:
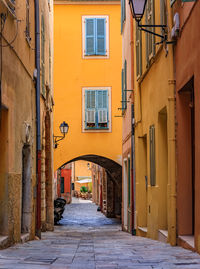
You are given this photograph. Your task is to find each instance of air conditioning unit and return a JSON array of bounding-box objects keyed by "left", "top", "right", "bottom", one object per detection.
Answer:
[{"left": 171, "top": 13, "right": 180, "bottom": 39}]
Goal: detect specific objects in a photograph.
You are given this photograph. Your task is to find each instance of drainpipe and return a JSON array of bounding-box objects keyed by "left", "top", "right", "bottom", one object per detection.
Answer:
[
  {"left": 35, "top": 0, "right": 41, "bottom": 238},
  {"left": 130, "top": 13, "right": 136, "bottom": 235}
]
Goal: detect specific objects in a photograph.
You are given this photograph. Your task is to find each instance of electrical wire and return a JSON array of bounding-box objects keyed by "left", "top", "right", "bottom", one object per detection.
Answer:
[{"left": 0, "top": 18, "right": 19, "bottom": 47}]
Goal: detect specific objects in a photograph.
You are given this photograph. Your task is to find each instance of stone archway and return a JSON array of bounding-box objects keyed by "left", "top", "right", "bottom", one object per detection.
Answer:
[{"left": 58, "top": 155, "right": 122, "bottom": 218}]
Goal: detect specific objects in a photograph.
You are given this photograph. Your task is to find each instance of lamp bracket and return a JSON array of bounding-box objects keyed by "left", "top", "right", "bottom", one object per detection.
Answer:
[
  {"left": 138, "top": 21, "right": 167, "bottom": 41},
  {"left": 54, "top": 133, "right": 65, "bottom": 147}
]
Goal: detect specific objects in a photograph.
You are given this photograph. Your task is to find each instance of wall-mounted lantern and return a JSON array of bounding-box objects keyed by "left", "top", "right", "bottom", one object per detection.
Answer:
[
  {"left": 54, "top": 121, "right": 69, "bottom": 148},
  {"left": 129, "top": 0, "right": 168, "bottom": 43}
]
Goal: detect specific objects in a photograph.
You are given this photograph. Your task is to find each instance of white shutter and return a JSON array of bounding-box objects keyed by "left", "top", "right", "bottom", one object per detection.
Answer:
[
  {"left": 98, "top": 109, "right": 107, "bottom": 123},
  {"left": 86, "top": 110, "right": 95, "bottom": 123}
]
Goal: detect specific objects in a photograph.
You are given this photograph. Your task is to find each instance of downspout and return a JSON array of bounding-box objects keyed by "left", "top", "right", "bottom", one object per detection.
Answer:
[
  {"left": 130, "top": 12, "right": 136, "bottom": 235},
  {"left": 35, "top": 0, "right": 41, "bottom": 238}
]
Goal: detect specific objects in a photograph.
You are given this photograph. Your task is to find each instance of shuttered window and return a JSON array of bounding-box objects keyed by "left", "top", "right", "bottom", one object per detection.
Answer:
[
  {"left": 136, "top": 25, "right": 142, "bottom": 78},
  {"left": 85, "top": 18, "right": 106, "bottom": 56},
  {"left": 145, "top": 0, "right": 155, "bottom": 66},
  {"left": 121, "top": 60, "right": 127, "bottom": 113},
  {"left": 121, "top": 0, "right": 126, "bottom": 33},
  {"left": 41, "top": 15, "right": 46, "bottom": 98},
  {"left": 149, "top": 125, "right": 156, "bottom": 186},
  {"left": 160, "top": 0, "right": 167, "bottom": 36},
  {"left": 85, "top": 90, "right": 108, "bottom": 129}
]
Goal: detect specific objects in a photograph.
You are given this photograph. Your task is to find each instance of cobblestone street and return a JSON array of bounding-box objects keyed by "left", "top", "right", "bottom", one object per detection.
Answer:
[{"left": 0, "top": 199, "right": 200, "bottom": 269}]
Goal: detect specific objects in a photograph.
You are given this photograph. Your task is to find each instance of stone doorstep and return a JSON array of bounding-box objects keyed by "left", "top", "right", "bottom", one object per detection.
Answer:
[
  {"left": 0, "top": 236, "right": 9, "bottom": 249},
  {"left": 21, "top": 233, "right": 30, "bottom": 244},
  {"left": 178, "top": 235, "right": 195, "bottom": 251},
  {"left": 158, "top": 229, "right": 168, "bottom": 244}
]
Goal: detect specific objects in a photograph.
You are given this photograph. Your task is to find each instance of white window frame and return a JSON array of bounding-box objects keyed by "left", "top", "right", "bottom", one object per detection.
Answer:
[
  {"left": 82, "top": 87, "right": 112, "bottom": 133},
  {"left": 82, "top": 15, "right": 109, "bottom": 59}
]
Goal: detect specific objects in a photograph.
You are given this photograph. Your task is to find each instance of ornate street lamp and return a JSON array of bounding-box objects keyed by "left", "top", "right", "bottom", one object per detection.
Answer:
[
  {"left": 129, "top": 0, "right": 147, "bottom": 22},
  {"left": 129, "top": 0, "right": 168, "bottom": 43},
  {"left": 54, "top": 121, "right": 69, "bottom": 148}
]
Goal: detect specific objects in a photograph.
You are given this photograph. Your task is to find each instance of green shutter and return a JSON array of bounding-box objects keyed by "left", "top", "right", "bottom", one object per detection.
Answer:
[
  {"left": 61, "top": 177, "right": 64, "bottom": 193},
  {"left": 96, "top": 18, "right": 106, "bottom": 55},
  {"left": 85, "top": 18, "right": 95, "bottom": 55},
  {"left": 121, "top": 69, "right": 124, "bottom": 111},
  {"left": 145, "top": 0, "right": 155, "bottom": 65},
  {"left": 97, "top": 90, "right": 108, "bottom": 127},
  {"left": 124, "top": 60, "right": 127, "bottom": 110},
  {"left": 85, "top": 90, "right": 96, "bottom": 128},
  {"left": 149, "top": 125, "right": 156, "bottom": 186},
  {"left": 121, "top": 0, "right": 126, "bottom": 34}
]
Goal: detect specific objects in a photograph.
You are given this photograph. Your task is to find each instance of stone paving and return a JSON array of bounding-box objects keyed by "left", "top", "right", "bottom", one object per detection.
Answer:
[{"left": 0, "top": 198, "right": 200, "bottom": 268}]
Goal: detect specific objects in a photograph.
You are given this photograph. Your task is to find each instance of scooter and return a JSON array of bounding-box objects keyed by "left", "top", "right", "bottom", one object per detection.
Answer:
[{"left": 54, "top": 197, "right": 66, "bottom": 225}]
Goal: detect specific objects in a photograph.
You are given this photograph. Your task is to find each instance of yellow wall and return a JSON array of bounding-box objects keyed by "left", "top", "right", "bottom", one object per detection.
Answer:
[
  {"left": 54, "top": 1, "right": 122, "bottom": 170},
  {"left": 134, "top": 0, "right": 176, "bottom": 245},
  {"left": 74, "top": 161, "right": 92, "bottom": 178}
]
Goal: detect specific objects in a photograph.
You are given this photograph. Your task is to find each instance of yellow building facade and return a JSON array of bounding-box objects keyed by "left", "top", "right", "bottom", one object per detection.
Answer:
[
  {"left": 133, "top": 0, "right": 176, "bottom": 245},
  {"left": 54, "top": 0, "right": 122, "bottom": 170},
  {"left": 0, "top": 0, "right": 54, "bottom": 247}
]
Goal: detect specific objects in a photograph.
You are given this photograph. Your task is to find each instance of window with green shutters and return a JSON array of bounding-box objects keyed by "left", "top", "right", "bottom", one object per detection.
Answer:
[
  {"left": 85, "top": 89, "right": 109, "bottom": 129},
  {"left": 41, "top": 14, "right": 46, "bottom": 98},
  {"left": 85, "top": 18, "right": 106, "bottom": 56},
  {"left": 61, "top": 177, "right": 64, "bottom": 193},
  {"left": 136, "top": 25, "right": 142, "bottom": 78},
  {"left": 149, "top": 125, "right": 156, "bottom": 186},
  {"left": 145, "top": 0, "right": 155, "bottom": 66},
  {"left": 160, "top": 0, "right": 167, "bottom": 36},
  {"left": 121, "top": 60, "right": 127, "bottom": 113},
  {"left": 121, "top": 0, "right": 126, "bottom": 33}
]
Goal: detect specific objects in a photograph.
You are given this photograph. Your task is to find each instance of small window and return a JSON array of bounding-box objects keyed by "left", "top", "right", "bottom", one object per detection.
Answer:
[
  {"left": 145, "top": 0, "right": 155, "bottom": 65},
  {"left": 82, "top": 88, "right": 111, "bottom": 132},
  {"left": 82, "top": 16, "right": 109, "bottom": 58}
]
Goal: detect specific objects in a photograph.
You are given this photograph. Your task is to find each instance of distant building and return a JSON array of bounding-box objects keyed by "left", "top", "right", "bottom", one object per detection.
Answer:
[{"left": 54, "top": 0, "right": 122, "bottom": 218}]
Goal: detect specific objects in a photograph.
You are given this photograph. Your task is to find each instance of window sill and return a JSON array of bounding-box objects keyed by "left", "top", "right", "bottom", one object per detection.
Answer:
[{"left": 83, "top": 54, "right": 109, "bottom": 59}]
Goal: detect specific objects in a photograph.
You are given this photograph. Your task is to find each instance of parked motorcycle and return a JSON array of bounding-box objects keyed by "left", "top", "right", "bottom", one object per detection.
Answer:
[{"left": 54, "top": 197, "right": 66, "bottom": 225}]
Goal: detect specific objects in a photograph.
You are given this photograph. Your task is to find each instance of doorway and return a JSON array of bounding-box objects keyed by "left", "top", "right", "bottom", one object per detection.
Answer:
[
  {"left": 21, "top": 145, "right": 31, "bottom": 234},
  {"left": 177, "top": 78, "right": 195, "bottom": 243},
  {"left": 123, "top": 159, "right": 128, "bottom": 230}
]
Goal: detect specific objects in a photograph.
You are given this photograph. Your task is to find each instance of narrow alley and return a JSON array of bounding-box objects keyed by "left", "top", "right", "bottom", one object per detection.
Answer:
[{"left": 0, "top": 199, "right": 200, "bottom": 269}]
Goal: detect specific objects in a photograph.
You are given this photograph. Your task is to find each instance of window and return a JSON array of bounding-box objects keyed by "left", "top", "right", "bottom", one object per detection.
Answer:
[
  {"left": 145, "top": 0, "right": 155, "bottom": 66},
  {"left": 121, "top": 0, "right": 126, "bottom": 33},
  {"left": 82, "top": 87, "right": 111, "bottom": 131},
  {"left": 136, "top": 25, "right": 142, "bottom": 78},
  {"left": 160, "top": 0, "right": 167, "bottom": 36},
  {"left": 25, "top": 0, "right": 31, "bottom": 42},
  {"left": 82, "top": 16, "right": 109, "bottom": 58},
  {"left": 121, "top": 60, "right": 127, "bottom": 113},
  {"left": 149, "top": 125, "right": 156, "bottom": 186}
]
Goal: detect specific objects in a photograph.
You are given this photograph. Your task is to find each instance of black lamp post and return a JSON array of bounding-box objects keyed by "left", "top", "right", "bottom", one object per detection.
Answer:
[
  {"left": 54, "top": 121, "right": 69, "bottom": 148},
  {"left": 129, "top": 0, "right": 168, "bottom": 43}
]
